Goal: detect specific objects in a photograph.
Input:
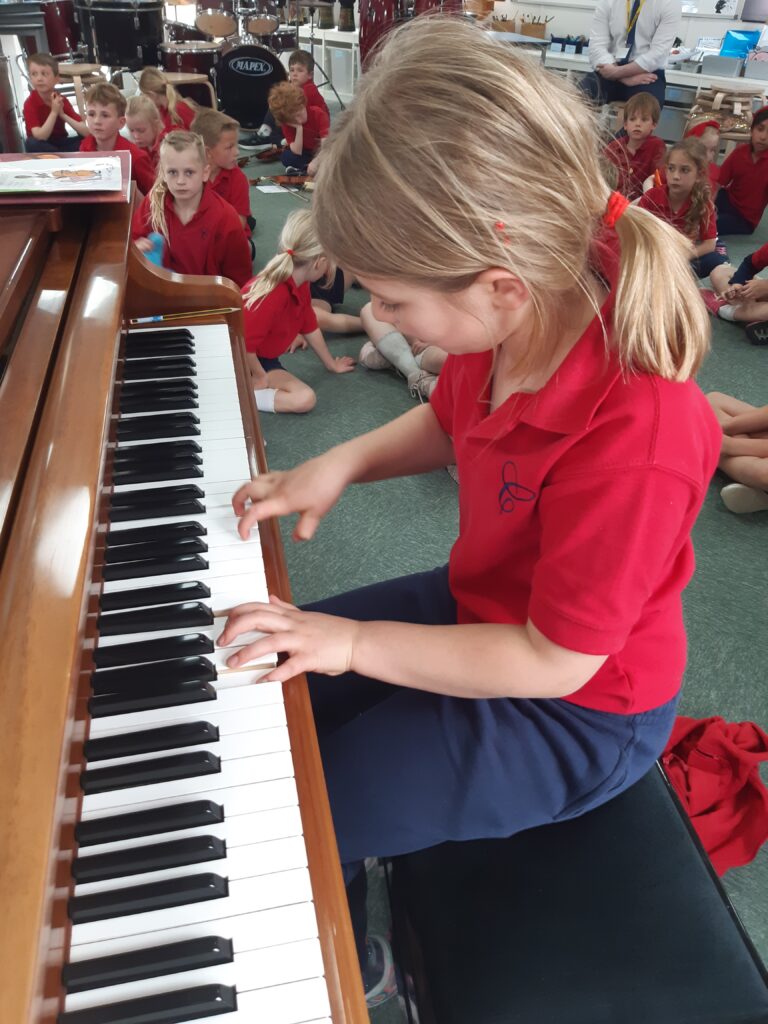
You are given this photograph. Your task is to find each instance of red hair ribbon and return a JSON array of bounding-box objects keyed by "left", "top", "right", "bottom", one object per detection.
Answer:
[
  {"left": 752, "top": 105, "right": 768, "bottom": 125},
  {"left": 603, "top": 191, "right": 629, "bottom": 229},
  {"left": 284, "top": 248, "right": 294, "bottom": 256},
  {"left": 685, "top": 119, "right": 720, "bottom": 138}
]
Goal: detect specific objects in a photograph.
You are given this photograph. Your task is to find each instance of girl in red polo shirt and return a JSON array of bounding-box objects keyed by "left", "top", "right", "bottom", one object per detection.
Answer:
[
  {"left": 716, "top": 106, "right": 768, "bottom": 235},
  {"left": 216, "top": 20, "right": 721, "bottom": 1001},
  {"left": 125, "top": 93, "right": 165, "bottom": 171},
  {"left": 242, "top": 209, "right": 355, "bottom": 414},
  {"left": 138, "top": 66, "right": 196, "bottom": 133},
  {"left": 131, "top": 130, "right": 252, "bottom": 288},
  {"left": 638, "top": 138, "right": 733, "bottom": 295}
]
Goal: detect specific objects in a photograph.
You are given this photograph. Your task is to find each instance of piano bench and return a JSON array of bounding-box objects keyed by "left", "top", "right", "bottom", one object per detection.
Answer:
[{"left": 387, "top": 763, "right": 768, "bottom": 1024}]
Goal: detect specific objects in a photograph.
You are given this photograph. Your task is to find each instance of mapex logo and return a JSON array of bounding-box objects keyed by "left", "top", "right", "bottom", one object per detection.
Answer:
[{"left": 230, "top": 57, "right": 271, "bottom": 76}]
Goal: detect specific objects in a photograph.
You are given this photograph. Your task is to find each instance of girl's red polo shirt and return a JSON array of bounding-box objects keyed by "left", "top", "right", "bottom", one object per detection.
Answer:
[
  {"left": 718, "top": 143, "right": 768, "bottom": 227},
  {"left": 638, "top": 185, "right": 716, "bottom": 243},
  {"left": 210, "top": 165, "right": 253, "bottom": 236},
  {"left": 241, "top": 277, "right": 318, "bottom": 359},
  {"left": 428, "top": 311, "right": 721, "bottom": 714},
  {"left": 132, "top": 186, "right": 253, "bottom": 288}
]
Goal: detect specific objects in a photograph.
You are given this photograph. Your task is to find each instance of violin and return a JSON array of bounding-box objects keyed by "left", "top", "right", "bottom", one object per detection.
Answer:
[
  {"left": 250, "top": 174, "right": 314, "bottom": 188},
  {"left": 236, "top": 145, "right": 285, "bottom": 169}
]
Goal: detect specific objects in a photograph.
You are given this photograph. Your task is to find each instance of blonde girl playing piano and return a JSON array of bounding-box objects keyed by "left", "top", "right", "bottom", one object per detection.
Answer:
[{"left": 217, "top": 18, "right": 721, "bottom": 1004}]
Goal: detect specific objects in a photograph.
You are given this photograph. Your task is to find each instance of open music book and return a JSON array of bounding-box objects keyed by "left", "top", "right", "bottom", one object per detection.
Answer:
[{"left": 0, "top": 151, "right": 131, "bottom": 203}]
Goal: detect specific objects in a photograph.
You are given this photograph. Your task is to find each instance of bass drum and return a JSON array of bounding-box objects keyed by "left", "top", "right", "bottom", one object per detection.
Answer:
[
  {"left": 160, "top": 41, "right": 221, "bottom": 107},
  {"left": 214, "top": 43, "right": 285, "bottom": 128},
  {"left": 164, "top": 19, "right": 213, "bottom": 42},
  {"left": 41, "top": 0, "right": 80, "bottom": 58},
  {"left": 75, "top": 0, "right": 164, "bottom": 69}
]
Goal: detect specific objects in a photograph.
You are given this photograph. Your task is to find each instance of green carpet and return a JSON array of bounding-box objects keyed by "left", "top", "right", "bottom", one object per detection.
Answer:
[{"left": 243, "top": 137, "right": 767, "bottom": 1020}]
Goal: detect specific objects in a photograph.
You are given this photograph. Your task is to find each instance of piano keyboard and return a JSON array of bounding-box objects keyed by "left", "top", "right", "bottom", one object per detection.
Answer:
[{"left": 64, "top": 326, "right": 332, "bottom": 1024}]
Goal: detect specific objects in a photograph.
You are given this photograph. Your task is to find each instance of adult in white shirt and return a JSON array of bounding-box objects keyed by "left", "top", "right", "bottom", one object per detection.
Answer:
[{"left": 581, "top": 0, "right": 681, "bottom": 110}]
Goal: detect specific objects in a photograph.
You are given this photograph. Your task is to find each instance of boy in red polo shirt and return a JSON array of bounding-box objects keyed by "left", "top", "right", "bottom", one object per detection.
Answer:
[
  {"left": 80, "top": 82, "right": 155, "bottom": 197},
  {"left": 716, "top": 106, "right": 768, "bottom": 235},
  {"left": 268, "top": 82, "right": 329, "bottom": 175},
  {"left": 191, "top": 108, "right": 255, "bottom": 254},
  {"left": 251, "top": 49, "right": 329, "bottom": 146},
  {"left": 132, "top": 130, "right": 252, "bottom": 288},
  {"left": 23, "top": 53, "right": 89, "bottom": 153},
  {"left": 242, "top": 210, "right": 354, "bottom": 414},
  {"left": 604, "top": 91, "right": 666, "bottom": 200},
  {"left": 216, "top": 21, "right": 721, "bottom": 1004}
]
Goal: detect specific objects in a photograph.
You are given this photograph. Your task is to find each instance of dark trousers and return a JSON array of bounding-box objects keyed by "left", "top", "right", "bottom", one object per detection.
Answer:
[
  {"left": 716, "top": 189, "right": 756, "bottom": 236},
  {"left": 281, "top": 147, "right": 312, "bottom": 172},
  {"left": 579, "top": 69, "right": 667, "bottom": 110},
  {"left": 304, "top": 566, "right": 680, "bottom": 968},
  {"left": 25, "top": 135, "right": 82, "bottom": 153},
  {"left": 691, "top": 251, "right": 729, "bottom": 278}
]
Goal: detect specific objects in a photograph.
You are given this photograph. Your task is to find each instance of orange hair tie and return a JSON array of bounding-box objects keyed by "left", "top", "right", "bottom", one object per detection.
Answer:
[{"left": 603, "top": 191, "right": 629, "bottom": 229}]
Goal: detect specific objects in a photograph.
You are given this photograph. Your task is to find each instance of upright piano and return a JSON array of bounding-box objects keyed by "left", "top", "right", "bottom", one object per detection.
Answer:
[{"left": 0, "top": 201, "right": 367, "bottom": 1024}]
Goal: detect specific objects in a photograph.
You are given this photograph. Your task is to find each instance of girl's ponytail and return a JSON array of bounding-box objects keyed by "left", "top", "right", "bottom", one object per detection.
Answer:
[{"left": 244, "top": 209, "right": 334, "bottom": 309}]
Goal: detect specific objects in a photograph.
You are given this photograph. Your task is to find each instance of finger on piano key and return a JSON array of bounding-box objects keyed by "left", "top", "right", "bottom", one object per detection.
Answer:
[
  {"left": 70, "top": 867, "right": 314, "bottom": 945},
  {"left": 92, "top": 644, "right": 275, "bottom": 680}
]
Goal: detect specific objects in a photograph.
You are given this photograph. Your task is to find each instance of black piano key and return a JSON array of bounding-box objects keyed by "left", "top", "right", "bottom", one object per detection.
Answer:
[
  {"left": 84, "top": 721, "right": 219, "bottom": 761},
  {"left": 124, "top": 340, "right": 196, "bottom": 358},
  {"left": 100, "top": 581, "right": 211, "bottom": 612},
  {"left": 109, "top": 500, "right": 206, "bottom": 522},
  {"left": 113, "top": 454, "right": 202, "bottom": 475},
  {"left": 58, "top": 983, "right": 236, "bottom": 1024},
  {"left": 123, "top": 362, "right": 196, "bottom": 382},
  {"left": 126, "top": 328, "right": 194, "bottom": 343},
  {"left": 80, "top": 751, "right": 221, "bottom": 795},
  {"left": 112, "top": 464, "right": 204, "bottom": 486},
  {"left": 68, "top": 872, "right": 229, "bottom": 925},
  {"left": 97, "top": 602, "right": 213, "bottom": 638},
  {"left": 75, "top": 799, "right": 224, "bottom": 847},
  {"left": 94, "top": 633, "right": 214, "bottom": 670},
  {"left": 117, "top": 413, "right": 200, "bottom": 442},
  {"left": 110, "top": 484, "right": 205, "bottom": 508},
  {"left": 106, "top": 522, "right": 206, "bottom": 547},
  {"left": 62, "top": 935, "right": 234, "bottom": 994},
  {"left": 112, "top": 442, "right": 202, "bottom": 465},
  {"left": 72, "top": 834, "right": 227, "bottom": 883},
  {"left": 88, "top": 681, "right": 216, "bottom": 718},
  {"left": 92, "top": 655, "right": 217, "bottom": 694},
  {"left": 101, "top": 553, "right": 209, "bottom": 582},
  {"left": 119, "top": 395, "right": 199, "bottom": 415},
  {"left": 104, "top": 539, "right": 208, "bottom": 565}
]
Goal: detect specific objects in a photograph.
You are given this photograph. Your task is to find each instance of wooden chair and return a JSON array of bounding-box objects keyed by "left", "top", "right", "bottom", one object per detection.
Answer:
[
  {"left": 57, "top": 62, "right": 105, "bottom": 117},
  {"left": 163, "top": 70, "right": 217, "bottom": 110}
]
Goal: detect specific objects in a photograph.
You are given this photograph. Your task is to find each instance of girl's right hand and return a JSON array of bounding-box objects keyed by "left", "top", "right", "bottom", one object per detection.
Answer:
[
  {"left": 332, "top": 356, "right": 356, "bottom": 374},
  {"left": 134, "top": 238, "right": 153, "bottom": 253},
  {"left": 232, "top": 452, "right": 351, "bottom": 541}
]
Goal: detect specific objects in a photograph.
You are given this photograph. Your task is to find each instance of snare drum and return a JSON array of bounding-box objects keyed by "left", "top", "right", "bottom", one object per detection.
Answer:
[
  {"left": 41, "top": 0, "right": 80, "bottom": 58},
  {"left": 195, "top": 0, "right": 237, "bottom": 38},
  {"left": 160, "top": 41, "right": 221, "bottom": 107},
  {"left": 214, "top": 42, "right": 286, "bottom": 128},
  {"left": 164, "top": 19, "right": 213, "bottom": 42},
  {"left": 75, "top": 0, "right": 164, "bottom": 68}
]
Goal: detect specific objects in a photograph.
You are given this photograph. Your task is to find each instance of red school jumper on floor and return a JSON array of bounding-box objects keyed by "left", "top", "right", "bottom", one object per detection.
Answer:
[
  {"left": 718, "top": 143, "right": 768, "bottom": 229},
  {"left": 209, "top": 165, "right": 253, "bottom": 236},
  {"left": 132, "top": 186, "right": 253, "bottom": 288},
  {"left": 23, "top": 90, "right": 81, "bottom": 143},
  {"left": 605, "top": 134, "right": 666, "bottom": 200},
  {"left": 638, "top": 185, "right": 717, "bottom": 243},
  {"left": 428, "top": 280, "right": 721, "bottom": 715},
  {"left": 80, "top": 133, "right": 156, "bottom": 196},
  {"left": 241, "top": 277, "right": 318, "bottom": 359}
]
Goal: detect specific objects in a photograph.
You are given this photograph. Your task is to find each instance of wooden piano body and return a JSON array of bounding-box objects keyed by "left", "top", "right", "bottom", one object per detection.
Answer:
[{"left": 0, "top": 201, "right": 366, "bottom": 1024}]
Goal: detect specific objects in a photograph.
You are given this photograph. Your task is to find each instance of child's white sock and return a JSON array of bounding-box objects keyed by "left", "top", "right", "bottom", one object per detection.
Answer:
[
  {"left": 255, "top": 388, "right": 277, "bottom": 412},
  {"left": 717, "top": 305, "right": 737, "bottom": 322},
  {"left": 376, "top": 330, "right": 420, "bottom": 378}
]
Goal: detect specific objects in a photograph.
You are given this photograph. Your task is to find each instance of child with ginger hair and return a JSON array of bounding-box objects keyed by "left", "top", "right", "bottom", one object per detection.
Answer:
[{"left": 268, "top": 81, "right": 329, "bottom": 174}]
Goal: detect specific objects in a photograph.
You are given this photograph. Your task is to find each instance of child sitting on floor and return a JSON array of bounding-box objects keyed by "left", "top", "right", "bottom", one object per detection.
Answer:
[
  {"left": 604, "top": 92, "right": 666, "bottom": 200},
  {"left": 191, "top": 108, "right": 254, "bottom": 250},
  {"left": 706, "top": 392, "right": 768, "bottom": 513},
  {"left": 80, "top": 82, "right": 155, "bottom": 196},
  {"left": 138, "top": 66, "right": 196, "bottom": 132},
  {"left": 132, "top": 129, "right": 252, "bottom": 287},
  {"left": 268, "top": 81, "right": 329, "bottom": 175},
  {"left": 255, "top": 49, "right": 330, "bottom": 143},
  {"left": 23, "top": 52, "right": 89, "bottom": 152},
  {"left": 310, "top": 267, "right": 362, "bottom": 334},
  {"left": 125, "top": 93, "right": 165, "bottom": 170},
  {"left": 716, "top": 106, "right": 768, "bottom": 235},
  {"left": 716, "top": 241, "right": 768, "bottom": 338},
  {"left": 644, "top": 119, "right": 721, "bottom": 194},
  {"left": 358, "top": 301, "right": 447, "bottom": 400},
  {"left": 242, "top": 209, "right": 355, "bottom": 414}
]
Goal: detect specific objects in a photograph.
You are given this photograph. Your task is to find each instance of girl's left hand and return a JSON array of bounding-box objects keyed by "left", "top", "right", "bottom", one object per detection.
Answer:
[{"left": 218, "top": 595, "right": 360, "bottom": 681}]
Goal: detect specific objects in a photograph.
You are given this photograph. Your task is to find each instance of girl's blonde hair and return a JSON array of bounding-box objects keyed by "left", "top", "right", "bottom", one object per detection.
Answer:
[
  {"left": 126, "top": 92, "right": 162, "bottom": 128},
  {"left": 138, "top": 67, "right": 191, "bottom": 127},
  {"left": 148, "top": 130, "right": 207, "bottom": 238},
  {"left": 666, "top": 137, "right": 713, "bottom": 242},
  {"left": 313, "top": 18, "right": 709, "bottom": 382},
  {"left": 244, "top": 209, "right": 334, "bottom": 308}
]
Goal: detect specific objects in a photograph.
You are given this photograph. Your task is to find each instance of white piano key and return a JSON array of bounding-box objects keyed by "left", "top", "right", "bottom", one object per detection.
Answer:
[
  {"left": 74, "top": 835, "right": 309, "bottom": 896},
  {"left": 86, "top": 679, "right": 285, "bottom": 735},
  {"left": 89, "top": 702, "right": 286, "bottom": 743},
  {"left": 70, "top": 867, "right": 315, "bottom": 946},
  {"left": 88, "top": 725, "right": 289, "bottom": 770},
  {"left": 81, "top": 751, "right": 295, "bottom": 814},
  {"left": 193, "top": 977, "right": 331, "bottom": 1024},
  {"left": 79, "top": 804, "right": 303, "bottom": 859},
  {"left": 63, "top": 936, "right": 326, "bottom": 1012},
  {"left": 68, "top": 901, "right": 319, "bottom": 963}
]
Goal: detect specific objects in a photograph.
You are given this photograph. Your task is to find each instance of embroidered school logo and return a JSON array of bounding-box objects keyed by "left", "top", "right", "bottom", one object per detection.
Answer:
[{"left": 498, "top": 460, "right": 537, "bottom": 513}]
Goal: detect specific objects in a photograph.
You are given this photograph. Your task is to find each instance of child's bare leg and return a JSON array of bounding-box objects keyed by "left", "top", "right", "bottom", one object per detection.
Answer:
[
  {"left": 265, "top": 368, "right": 316, "bottom": 414},
  {"left": 706, "top": 392, "right": 757, "bottom": 427},
  {"left": 725, "top": 299, "right": 768, "bottom": 323},
  {"left": 710, "top": 264, "right": 734, "bottom": 295},
  {"left": 720, "top": 454, "right": 768, "bottom": 489},
  {"left": 312, "top": 301, "right": 362, "bottom": 334}
]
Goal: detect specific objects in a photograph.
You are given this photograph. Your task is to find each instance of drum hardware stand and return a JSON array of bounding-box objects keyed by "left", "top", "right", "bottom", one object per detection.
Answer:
[{"left": 298, "top": 1, "right": 346, "bottom": 110}]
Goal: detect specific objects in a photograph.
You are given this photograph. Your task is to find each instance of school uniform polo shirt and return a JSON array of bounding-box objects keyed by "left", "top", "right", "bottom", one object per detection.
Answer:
[
  {"left": 748, "top": 241, "right": 768, "bottom": 273},
  {"left": 23, "top": 89, "right": 81, "bottom": 141},
  {"left": 132, "top": 186, "right": 253, "bottom": 288},
  {"left": 241, "top": 277, "right": 318, "bottom": 359},
  {"left": 638, "top": 186, "right": 716, "bottom": 243},
  {"left": 80, "top": 133, "right": 156, "bottom": 196},
  {"left": 717, "top": 143, "right": 768, "bottom": 227},
  {"left": 210, "top": 165, "right": 252, "bottom": 236},
  {"left": 302, "top": 80, "right": 329, "bottom": 118},
  {"left": 159, "top": 100, "right": 195, "bottom": 133},
  {"left": 428, "top": 304, "right": 721, "bottom": 714},
  {"left": 281, "top": 105, "right": 330, "bottom": 155},
  {"left": 605, "top": 134, "right": 666, "bottom": 200}
]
